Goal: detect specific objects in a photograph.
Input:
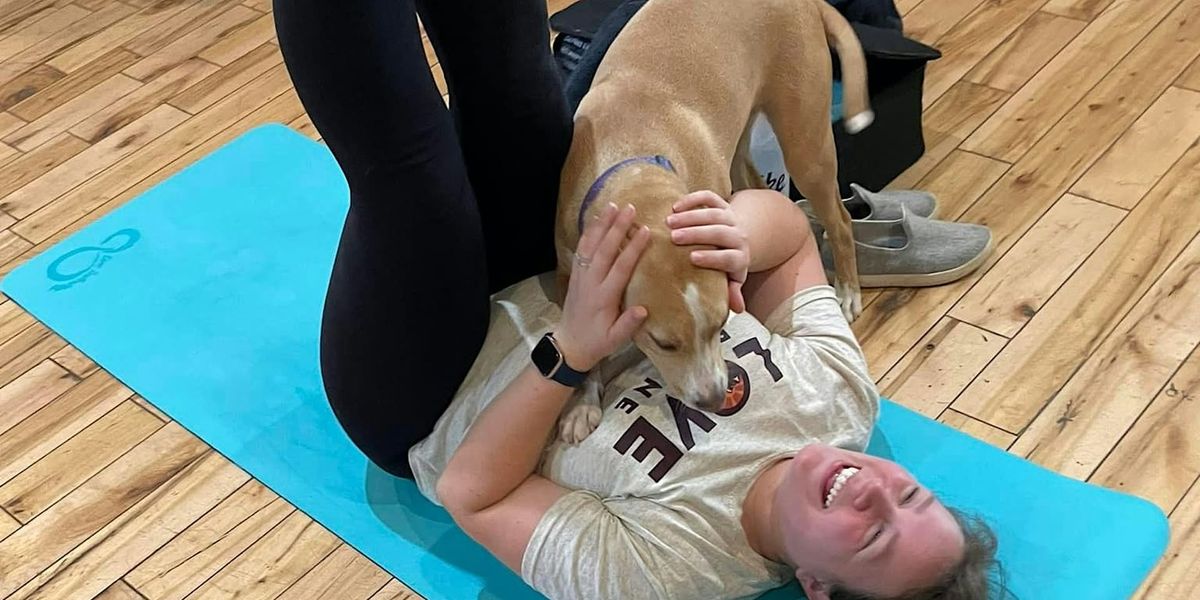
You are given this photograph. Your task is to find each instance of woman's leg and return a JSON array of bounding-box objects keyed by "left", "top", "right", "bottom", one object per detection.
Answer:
[
  {"left": 274, "top": 0, "right": 490, "bottom": 478},
  {"left": 417, "top": 0, "right": 572, "bottom": 291}
]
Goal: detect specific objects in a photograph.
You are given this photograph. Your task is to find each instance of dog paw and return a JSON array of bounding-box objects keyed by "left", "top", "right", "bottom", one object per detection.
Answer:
[
  {"left": 558, "top": 403, "right": 602, "bottom": 444},
  {"left": 835, "top": 279, "right": 863, "bottom": 322}
]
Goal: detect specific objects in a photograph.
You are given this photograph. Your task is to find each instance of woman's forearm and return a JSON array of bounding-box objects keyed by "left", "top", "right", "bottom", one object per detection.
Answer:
[
  {"left": 438, "top": 364, "right": 573, "bottom": 515},
  {"left": 728, "top": 189, "right": 815, "bottom": 273}
]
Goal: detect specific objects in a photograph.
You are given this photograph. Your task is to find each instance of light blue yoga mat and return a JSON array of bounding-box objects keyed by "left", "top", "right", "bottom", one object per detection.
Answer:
[{"left": 2, "top": 125, "right": 1167, "bottom": 599}]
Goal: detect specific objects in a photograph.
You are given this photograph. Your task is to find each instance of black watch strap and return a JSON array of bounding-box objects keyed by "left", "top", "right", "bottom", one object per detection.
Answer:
[{"left": 532, "top": 333, "right": 589, "bottom": 387}]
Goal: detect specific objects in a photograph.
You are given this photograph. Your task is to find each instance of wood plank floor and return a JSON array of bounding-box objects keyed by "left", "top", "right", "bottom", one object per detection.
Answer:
[{"left": 0, "top": 0, "right": 1197, "bottom": 597}]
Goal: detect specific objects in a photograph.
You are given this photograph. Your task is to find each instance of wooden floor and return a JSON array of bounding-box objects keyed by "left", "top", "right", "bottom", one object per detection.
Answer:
[{"left": 0, "top": 0, "right": 1197, "bottom": 597}]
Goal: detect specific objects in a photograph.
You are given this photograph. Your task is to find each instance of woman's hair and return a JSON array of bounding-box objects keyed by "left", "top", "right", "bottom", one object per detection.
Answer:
[{"left": 828, "top": 508, "right": 1007, "bottom": 600}]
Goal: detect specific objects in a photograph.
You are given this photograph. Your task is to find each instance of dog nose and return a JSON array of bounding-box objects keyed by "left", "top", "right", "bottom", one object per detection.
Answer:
[
  {"left": 689, "top": 375, "right": 728, "bottom": 412},
  {"left": 705, "top": 385, "right": 726, "bottom": 411}
]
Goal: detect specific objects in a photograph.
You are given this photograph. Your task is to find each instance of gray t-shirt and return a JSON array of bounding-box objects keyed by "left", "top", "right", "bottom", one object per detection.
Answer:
[{"left": 409, "top": 273, "right": 879, "bottom": 600}]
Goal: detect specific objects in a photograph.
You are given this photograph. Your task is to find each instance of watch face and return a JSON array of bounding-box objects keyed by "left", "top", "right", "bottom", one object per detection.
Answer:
[{"left": 532, "top": 335, "right": 562, "bottom": 375}]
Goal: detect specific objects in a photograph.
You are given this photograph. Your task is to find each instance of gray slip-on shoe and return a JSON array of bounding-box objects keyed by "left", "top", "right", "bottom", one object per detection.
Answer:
[
  {"left": 819, "top": 208, "right": 993, "bottom": 287},
  {"left": 797, "top": 183, "right": 939, "bottom": 221},
  {"left": 847, "top": 183, "right": 938, "bottom": 220}
]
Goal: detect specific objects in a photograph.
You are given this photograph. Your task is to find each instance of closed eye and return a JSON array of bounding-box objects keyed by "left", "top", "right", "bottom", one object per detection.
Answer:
[
  {"left": 902, "top": 487, "right": 920, "bottom": 505},
  {"left": 865, "top": 525, "right": 884, "bottom": 549},
  {"left": 649, "top": 333, "right": 679, "bottom": 352}
]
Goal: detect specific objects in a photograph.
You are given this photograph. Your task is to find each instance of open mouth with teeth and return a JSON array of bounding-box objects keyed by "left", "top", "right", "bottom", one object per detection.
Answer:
[{"left": 823, "top": 465, "right": 861, "bottom": 509}]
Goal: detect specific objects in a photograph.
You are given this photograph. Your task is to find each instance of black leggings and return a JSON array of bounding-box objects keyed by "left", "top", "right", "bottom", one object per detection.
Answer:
[{"left": 273, "top": 0, "right": 571, "bottom": 478}]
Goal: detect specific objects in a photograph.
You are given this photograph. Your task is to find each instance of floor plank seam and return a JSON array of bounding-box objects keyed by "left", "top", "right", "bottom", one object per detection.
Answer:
[
  {"left": 0, "top": 319, "right": 39, "bottom": 350},
  {"left": 929, "top": 324, "right": 1017, "bottom": 434},
  {"left": 121, "top": 577, "right": 153, "bottom": 600},
  {"left": 901, "top": 0, "right": 926, "bottom": 18},
  {"left": 894, "top": 143, "right": 1011, "bottom": 219},
  {"left": 0, "top": 399, "right": 164, "bottom": 523},
  {"left": 30, "top": 80, "right": 294, "bottom": 247},
  {"left": 1006, "top": 229, "right": 1200, "bottom": 460},
  {"left": 179, "top": 505, "right": 302, "bottom": 598},
  {"left": 30, "top": 445, "right": 226, "bottom": 596},
  {"left": 164, "top": 99, "right": 196, "bottom": 116},
  {"left": 0, "top": 347, "right": 72, "bottom": 408},
  {"left": 954, "top": 147, "right": 1013, "bottom": 167},
  {"left": 966, "top": 194, "right": 1129, "bottom": 344},
  {"left": 1067, "top": 78, "right": 1200, "bottom": 205},
  {"left": 269, "top": 540, "right": 348, "bottom": 600},
  {"left": 914, "top": 0, "right": 989, "bottom": 48},
  {"left": 9, "top": 228, "right": 34, "bottom": 246},
  {"left": 363, "top": 578, "right": 394, "bottom": 600},
  {"left": 47, "top": 355, "right": 84, "bottom": 378},
  {"left": 918, "top": 0, "right": 1056, "bottom": 108},
  {"left": 1178, "top": 63, "right": 1200, "bottom": 92},
  {"left": 119, "top": 478, "right": 270, "bottom": 593},
  {"left": 937, "top": 56, "right": 1195, "bottom": 349},
  {"left": 1169, "top": 475, "right": 1200, "bottom": 517},
  {"left": 934, "top": 402, "right": 1020, "bottom": 438},
  {"left": 951, "top": 317, "right": 1011, "bottom": 343},
  {"left": 966, "top": 0, "right": 1187, "bottom": 167},
  {"left": 131, "top": 396, "right": 169, "bottom": 424},
  {"left": 0, "top": 388, "right": 137, "bottom": 495},
  {"left": 14, "top": 112, "right": 189, "bottom": 237},
  {"left": 1065, "top": 190, "right": 1135, "bottom": 212},
  {"left": 865, "top": 158, "right": 1020, "bottom": 380},
  {"left": 1087, "top": 342, "right": 1200, "bottom": 486},
  {"left": 1, "top": 0, "right": 1198, "bottom": 596},
  {"left": 914, "top": 150, "right": 1009, "bottom": 226}
]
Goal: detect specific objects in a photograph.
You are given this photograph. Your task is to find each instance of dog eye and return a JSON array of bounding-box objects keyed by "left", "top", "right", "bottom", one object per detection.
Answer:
[{"left": 649, "top": 334, "right": 679, "bottom": 352}]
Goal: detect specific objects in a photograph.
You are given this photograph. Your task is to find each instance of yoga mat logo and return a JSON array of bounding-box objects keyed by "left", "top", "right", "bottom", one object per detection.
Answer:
[{"left": 46, "top": 228, "right": 141, "bottom": 291}]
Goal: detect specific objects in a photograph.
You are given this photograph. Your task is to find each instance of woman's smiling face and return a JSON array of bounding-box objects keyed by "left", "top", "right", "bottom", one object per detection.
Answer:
[{"left": 774, "top": 444, "right": 965, "bottom": 599}]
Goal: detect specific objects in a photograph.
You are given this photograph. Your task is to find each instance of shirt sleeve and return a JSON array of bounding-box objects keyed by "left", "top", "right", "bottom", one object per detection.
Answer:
[
  {"left": 521, "top": 490, "right": 728, "bottom": 600},
  {"left": 759, "top": 285, "right": 879, "bottom": 437},
  {"left": 761, "top": 285, "right": 853, "bottom": 343}
]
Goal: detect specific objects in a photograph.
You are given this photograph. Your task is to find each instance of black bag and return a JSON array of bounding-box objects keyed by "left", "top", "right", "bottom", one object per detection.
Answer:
[
  {"left": 829, "top": 24, "right": 941, "bottom": 195},
  {"left": 549, "top": 0, "right": 941, "bottom": 196}
]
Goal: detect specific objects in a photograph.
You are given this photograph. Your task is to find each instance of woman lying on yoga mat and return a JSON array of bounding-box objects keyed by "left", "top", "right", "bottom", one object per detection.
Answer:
[{"left": 273, "top": 1, "right": 1000, "bottom": 598}]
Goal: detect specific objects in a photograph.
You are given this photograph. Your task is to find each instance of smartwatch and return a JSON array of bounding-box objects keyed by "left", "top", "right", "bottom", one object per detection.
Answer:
[{"left": 531, "top": 332, "right": 589, "bottom": 387}]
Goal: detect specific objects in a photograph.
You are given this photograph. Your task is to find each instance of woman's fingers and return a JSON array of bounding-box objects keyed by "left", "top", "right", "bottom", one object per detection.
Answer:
[
  {"left": 608, "top": 305, "right": 649, "bottom": 346},
  {"left": 604, "top": 224, "right": 651, "bottom": 292},
  {"left": 592, "top": 204, "right": 638, "bottom": 273},
  {"left": 576, "top": 202, "right": 620, "bottom": 260},
  {"left": 670, "top": 223, "right": 743, "bottom": 248},
  {"left": 728, "top": 280, "right": 746, "bottom": 314},
  {"left": 690, "top": 249, "right": 748, "bottom": 279},
  {"left": 673, "top": 190, "right": 728, "bottom": 212},
  {"left": 665, "top": 207, "right": 732, "bottom": 229}
]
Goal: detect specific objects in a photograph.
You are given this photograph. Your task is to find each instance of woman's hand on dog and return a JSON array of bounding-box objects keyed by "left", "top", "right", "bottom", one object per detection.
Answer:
[
  {"left": 556, "top": 202, "right": 651, "bottom": 372},
  {"left": 666, "top": 191, "right": 751, "bottom": 313}
]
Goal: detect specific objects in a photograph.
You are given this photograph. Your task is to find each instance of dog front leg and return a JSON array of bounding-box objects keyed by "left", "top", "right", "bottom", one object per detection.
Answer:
[{"left": 557, "top": 373, "right": 603, "bottom": 444}]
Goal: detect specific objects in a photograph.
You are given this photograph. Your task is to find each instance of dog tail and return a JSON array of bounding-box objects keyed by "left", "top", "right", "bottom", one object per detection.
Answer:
[{"left": 816, "top": 0, "right": 873, "bottom": 134}]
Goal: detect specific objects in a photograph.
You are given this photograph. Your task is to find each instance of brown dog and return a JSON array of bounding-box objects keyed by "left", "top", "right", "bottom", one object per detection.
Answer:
[{"left": 554, "top": 0, "right": 871, "bottom": 439}]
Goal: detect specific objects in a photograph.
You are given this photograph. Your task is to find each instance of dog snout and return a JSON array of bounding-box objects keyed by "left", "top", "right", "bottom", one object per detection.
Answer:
[{"left": 685, "top": 370, "right": 729, "bottom": 412}]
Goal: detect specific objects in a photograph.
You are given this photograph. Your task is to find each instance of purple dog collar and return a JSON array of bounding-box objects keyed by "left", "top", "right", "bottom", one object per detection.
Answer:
[{"left": 578, "top": 155, "right": 676, "bottom": 235}]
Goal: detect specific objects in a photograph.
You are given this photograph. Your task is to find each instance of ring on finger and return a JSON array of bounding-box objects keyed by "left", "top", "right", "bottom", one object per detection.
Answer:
[{"left": 574, "top": 252, "right": 593, "bottom": 268}]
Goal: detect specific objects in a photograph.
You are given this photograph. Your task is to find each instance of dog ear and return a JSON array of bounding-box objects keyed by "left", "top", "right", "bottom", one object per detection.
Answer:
[
  {"left": 561, "top": 115, "right": 601, "bottom": 196},
  {"left": 572, "top": 115, "right": 599, "bottom": 156}
]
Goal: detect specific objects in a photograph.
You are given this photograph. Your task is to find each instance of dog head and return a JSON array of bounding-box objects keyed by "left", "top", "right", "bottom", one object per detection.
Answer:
[
  {"left": 600, "top": 165, "right": 730, "bottom": 412},
  {"left": 627, "top": 242, "right": 730, "bottom": 412}
]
